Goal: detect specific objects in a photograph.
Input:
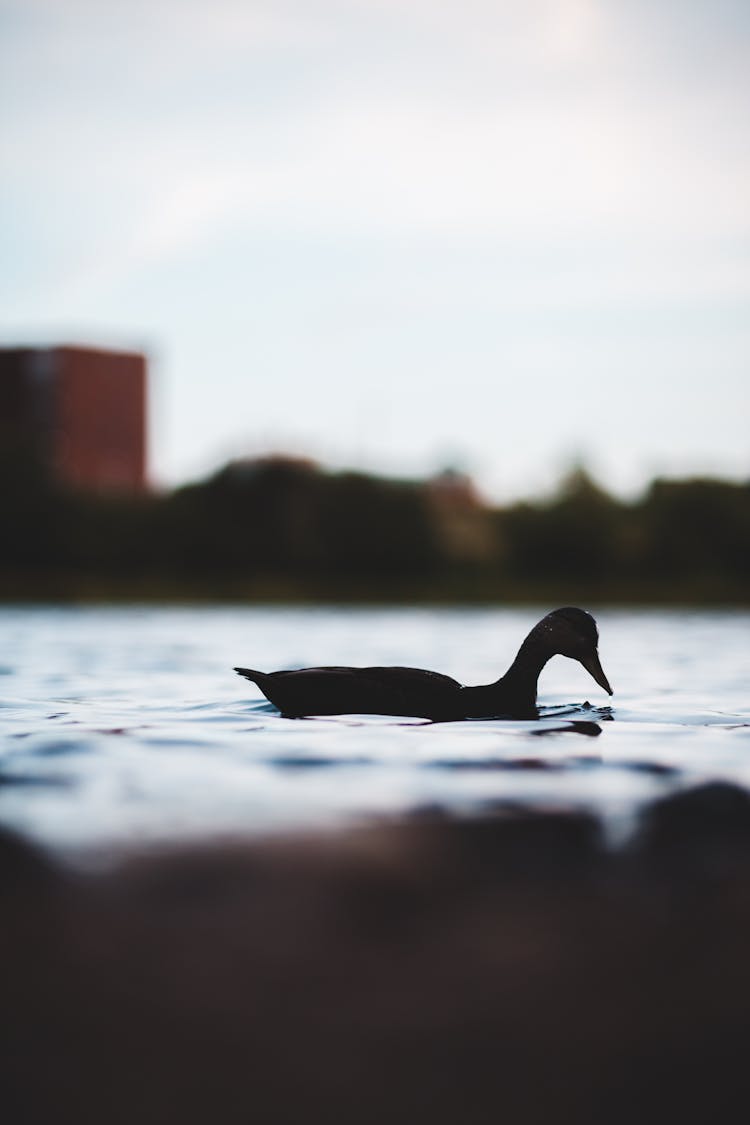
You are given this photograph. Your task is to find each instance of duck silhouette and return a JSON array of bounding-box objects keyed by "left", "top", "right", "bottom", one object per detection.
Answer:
[{"left": 234, "top": 606, "right": 612, "bottom": 721}]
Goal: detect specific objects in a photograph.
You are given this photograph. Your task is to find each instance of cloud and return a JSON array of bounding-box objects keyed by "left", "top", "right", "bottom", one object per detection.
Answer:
[
  {"left": 2, "top": 1, "right": 749, "bottom": 427},
  {"left": 4, "top": 0, "right": 749, "bottom": 244}
]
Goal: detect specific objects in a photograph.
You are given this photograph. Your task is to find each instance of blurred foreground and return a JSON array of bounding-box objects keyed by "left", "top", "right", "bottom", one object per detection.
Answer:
[{"left": 5, "top": 784, "right": 750, "bottom": 1125}]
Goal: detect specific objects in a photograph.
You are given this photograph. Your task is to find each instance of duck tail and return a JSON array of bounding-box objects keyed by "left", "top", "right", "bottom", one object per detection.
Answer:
[{"left": 234, "top": 667, "right": 266, "bottom": 683}]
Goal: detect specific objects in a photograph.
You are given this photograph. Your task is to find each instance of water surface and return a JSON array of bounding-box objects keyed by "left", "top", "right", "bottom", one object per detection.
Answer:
[{"left": 1, "top": 606, "right": 747, "bottom": 860}]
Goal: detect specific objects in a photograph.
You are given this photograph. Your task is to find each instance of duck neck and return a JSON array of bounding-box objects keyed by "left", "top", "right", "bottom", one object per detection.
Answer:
[{"left": 494, "top": 632, "right": 552, "bottom": 709}]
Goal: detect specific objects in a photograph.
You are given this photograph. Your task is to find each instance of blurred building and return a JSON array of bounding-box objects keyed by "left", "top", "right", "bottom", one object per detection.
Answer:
[
  {"left": 425, "top": 468, "right": 495, "bottom": 565},
  {"left": 0, "top": 344, "right": 147, "bottom": 492}
]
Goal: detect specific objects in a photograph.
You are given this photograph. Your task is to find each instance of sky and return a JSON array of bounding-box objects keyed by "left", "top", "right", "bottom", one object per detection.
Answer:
[{"left": 1, "top": 0, "right": 749, "bottom": 500}]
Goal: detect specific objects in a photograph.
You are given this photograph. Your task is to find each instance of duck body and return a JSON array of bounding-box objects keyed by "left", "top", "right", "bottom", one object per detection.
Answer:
[
  {"left": 235, "top": 607, "right": 612, "bottom": 721},
  {"left": 235, "top": 665, "right": 467, "bottom": 721}
]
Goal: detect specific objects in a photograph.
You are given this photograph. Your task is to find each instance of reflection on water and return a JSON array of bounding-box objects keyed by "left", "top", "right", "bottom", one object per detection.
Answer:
[
  {"left": 532, "top": 718, "right": 603, "bottom": 737},
  {"left": 0, "top": 605, "right": 748, "bottom": 858}
]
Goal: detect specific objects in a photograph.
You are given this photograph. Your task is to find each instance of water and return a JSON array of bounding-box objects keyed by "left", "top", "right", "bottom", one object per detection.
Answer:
[{"left": 0, "top": 605, "right": 748, "bottom": 861}]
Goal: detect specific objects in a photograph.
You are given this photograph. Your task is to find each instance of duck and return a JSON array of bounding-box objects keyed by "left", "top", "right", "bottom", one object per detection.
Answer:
[{"left": 234, "top": 606, "right": 612, "bottom": 721}]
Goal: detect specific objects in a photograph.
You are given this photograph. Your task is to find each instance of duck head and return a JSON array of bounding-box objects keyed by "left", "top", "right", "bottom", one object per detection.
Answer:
[{"left": 538, "top": 607, "right": 613, "bottom": 696}]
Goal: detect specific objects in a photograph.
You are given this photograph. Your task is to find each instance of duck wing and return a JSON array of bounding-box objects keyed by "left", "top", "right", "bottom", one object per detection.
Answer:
[{"left": 235, "top": 665, "right": 463, "bottom": 719}]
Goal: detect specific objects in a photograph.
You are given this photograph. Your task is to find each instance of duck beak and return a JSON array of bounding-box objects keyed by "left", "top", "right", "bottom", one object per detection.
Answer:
[{"left": 580, "top": 649, "right": 613, "bottom": 696}]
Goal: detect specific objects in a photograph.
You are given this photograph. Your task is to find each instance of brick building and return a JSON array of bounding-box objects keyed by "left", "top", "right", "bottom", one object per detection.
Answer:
[{"left": 0, "top": 344, "right": 148, "bottom": 493}]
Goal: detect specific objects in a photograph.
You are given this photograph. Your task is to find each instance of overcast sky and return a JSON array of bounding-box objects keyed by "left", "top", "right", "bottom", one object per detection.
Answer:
[{"left": 1, "top": 0, "right": 748, "bottom": 498}]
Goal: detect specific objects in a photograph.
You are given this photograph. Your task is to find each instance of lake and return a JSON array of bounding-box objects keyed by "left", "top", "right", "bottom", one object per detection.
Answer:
[{"left": 0, "top": 605, "right": 748, "bottom": 861}]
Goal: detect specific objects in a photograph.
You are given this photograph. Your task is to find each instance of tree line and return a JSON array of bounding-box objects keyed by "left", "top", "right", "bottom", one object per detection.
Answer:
[{"left": 1, "top": 452, "right": 748, "bottom": 601}]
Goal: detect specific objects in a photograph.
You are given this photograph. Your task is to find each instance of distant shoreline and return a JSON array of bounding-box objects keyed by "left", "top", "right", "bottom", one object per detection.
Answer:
[
  {"left": 0, "top": 576, "right": 748, "bottom": 607},
  {"left": 2, "top": 595, "right": 747, "bottom": 608}
]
